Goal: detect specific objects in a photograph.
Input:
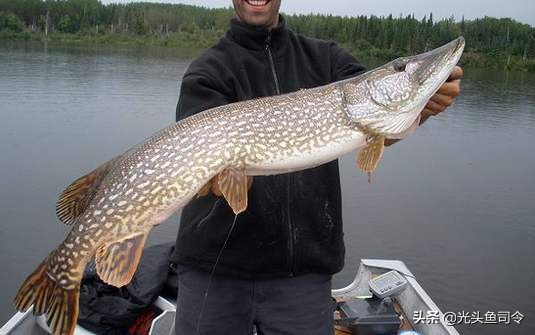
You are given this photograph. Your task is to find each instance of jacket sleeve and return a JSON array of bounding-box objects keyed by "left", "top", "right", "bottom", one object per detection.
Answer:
[
  {"left": 176, "top": 71, "right": 234, "bottom": 122},
  {"left": 330, "top": 43, "right": 367, "bottom": 82}
]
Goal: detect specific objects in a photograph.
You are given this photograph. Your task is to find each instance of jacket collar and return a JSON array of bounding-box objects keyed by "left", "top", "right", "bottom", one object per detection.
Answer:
[{"left": 226, "top": 15, "right": 289, "bottom": 51}]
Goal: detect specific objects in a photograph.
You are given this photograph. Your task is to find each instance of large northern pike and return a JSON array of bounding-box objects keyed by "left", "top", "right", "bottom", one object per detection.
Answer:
[{"left": 14, "top": 37, "right": 464, "bottom": 335}]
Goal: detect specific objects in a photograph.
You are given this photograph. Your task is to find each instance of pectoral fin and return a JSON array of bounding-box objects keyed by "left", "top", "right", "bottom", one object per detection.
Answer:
[
  {"left": 386, "top": 114, "right": 421, "bottom": 139},
  {"left": 218, "top": 167, "right": 248, "bottom": 215},
  {"left": 95, "top": 232, "right": 148, "bottom": 287},
  {"left": 357, "top": 135, "right": 385, "bottom": 183},
  {"left": 196, "top": 180, "right": 212, "bottom": 198}
]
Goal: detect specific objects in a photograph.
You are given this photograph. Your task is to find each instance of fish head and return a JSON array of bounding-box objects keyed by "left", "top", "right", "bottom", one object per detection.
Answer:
[{"left": 343, "top": 37, "right": 465, "bottom": 138}]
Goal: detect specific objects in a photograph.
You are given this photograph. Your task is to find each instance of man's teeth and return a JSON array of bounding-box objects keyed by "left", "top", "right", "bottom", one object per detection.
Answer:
[{"left": 246, "top": 0, "right": 269, "bottom": 6}]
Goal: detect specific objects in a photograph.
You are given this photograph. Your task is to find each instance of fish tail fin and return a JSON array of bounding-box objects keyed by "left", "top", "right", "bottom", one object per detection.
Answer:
[{"left": 14, "top": 259, "right": 80, "bottom": 335}]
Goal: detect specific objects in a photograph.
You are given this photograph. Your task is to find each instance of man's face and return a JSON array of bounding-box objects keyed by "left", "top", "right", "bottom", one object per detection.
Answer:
[{"left": 232, "top": 0, "right": 282, "bottom": 28}]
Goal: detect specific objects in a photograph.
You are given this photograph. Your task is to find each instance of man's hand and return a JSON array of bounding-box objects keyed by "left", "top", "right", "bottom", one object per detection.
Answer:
[{"left": 421, "top": 65, "right": 463, "bottom": 123}]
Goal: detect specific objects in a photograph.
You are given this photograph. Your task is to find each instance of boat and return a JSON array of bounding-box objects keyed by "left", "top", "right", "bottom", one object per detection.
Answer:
[
  {"left": 0, "top": 259, "right": 459, "bottom": 335},
  {"left": 331, "top": 260, "right": 459, "bottom": 335}
]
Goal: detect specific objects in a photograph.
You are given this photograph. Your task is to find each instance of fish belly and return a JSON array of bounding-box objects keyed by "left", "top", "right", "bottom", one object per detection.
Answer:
[{"left": 246, "top": 129, "right": 366, "bottom": 175}]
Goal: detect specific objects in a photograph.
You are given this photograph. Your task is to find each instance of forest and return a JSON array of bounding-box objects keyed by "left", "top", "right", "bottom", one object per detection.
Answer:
[{"left": 1, "top": 0, "right": 535, "bottom": 71}]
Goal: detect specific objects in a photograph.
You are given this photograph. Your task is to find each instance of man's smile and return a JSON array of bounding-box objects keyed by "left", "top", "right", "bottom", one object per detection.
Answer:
[{"left": 245, "top": 0, "right": 271, "bottom": 7}]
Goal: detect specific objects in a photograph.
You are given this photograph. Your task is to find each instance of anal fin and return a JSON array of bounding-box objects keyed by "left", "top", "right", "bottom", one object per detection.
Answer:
[
  {"left": 357, "top": 135, "right": 385, "bottom": 183},
  {"left": 95, "top": 232, "right": 148, "bottom": 287},
  {"left": 218, "top": 167, "right": 248, "bottom": 215}
]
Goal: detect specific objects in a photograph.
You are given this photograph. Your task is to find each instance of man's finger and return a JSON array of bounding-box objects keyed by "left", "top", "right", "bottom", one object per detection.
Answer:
[
  {"left": 424, "top": 100, "right": 445, "bottom": 115},
  {"left": 437, "top": 80, "right": 461, "bottom": 97},
  {"left": 447, "top": 66, "right": 463, "bottom": 81},
  {"left": 430, "top": 93, "right": 454, "bottom": 107}
]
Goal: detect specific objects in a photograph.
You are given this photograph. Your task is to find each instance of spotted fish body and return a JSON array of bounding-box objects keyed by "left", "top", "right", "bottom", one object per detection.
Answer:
[{"left": 14, "top": 37, "right": 464, "bottom": 335}]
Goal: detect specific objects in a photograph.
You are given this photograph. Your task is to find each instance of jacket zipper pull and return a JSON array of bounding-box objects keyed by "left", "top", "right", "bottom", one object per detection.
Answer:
[{"left": 264, "top": 32, "right": 272, "bottom": 50}]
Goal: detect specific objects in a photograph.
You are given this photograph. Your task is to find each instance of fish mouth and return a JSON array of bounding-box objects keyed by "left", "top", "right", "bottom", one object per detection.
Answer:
[
  {"left": 439, "top": 36, "right": 465, "bottom": 79},
  {"left": 245, "top": 0, "right": 272, "bottom": 6},
  {"left": 453, "top": 36, "right": 465, "bottom": 54},
  {"left": 447, "top": 36, "right": 465, "bottom": 62},
  {"left": 412, "top": 36, "right": 465, "bottom": 86},
  {"left": 419, "top": 36, "right": 465, "bottom": 64}
]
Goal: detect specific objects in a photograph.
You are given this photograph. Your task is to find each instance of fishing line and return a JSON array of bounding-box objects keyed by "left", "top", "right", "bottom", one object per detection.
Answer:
[{"left": 195, "top": 213, "right": 239, "bottom": 335}]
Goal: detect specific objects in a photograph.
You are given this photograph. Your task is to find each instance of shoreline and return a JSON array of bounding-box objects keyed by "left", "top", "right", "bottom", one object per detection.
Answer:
[{"left": 2, "top": 31, "right": 535, "bottom": 72}]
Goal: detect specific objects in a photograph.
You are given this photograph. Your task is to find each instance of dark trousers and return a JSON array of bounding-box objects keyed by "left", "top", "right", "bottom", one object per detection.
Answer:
[{"left": 175, "top": 265, "right": 334, "bottom": 335}]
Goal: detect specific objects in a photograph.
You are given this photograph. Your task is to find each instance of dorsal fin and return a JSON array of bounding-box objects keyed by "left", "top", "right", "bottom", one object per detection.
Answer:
[
  {"left": 95, "top": 232, "right": 148, "bottom": 287},
  {"left": 56, "top": 156, "right": 120, "bottom": 225}
]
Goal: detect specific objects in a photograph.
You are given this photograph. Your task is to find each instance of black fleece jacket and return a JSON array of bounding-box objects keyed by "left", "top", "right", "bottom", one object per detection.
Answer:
[{"left": 171, "top": 16, "right": 366, "bottom": 278}]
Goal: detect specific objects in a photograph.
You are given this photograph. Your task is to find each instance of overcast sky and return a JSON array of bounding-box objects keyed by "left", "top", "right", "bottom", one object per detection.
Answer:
[{"left": 104, "top": 0, "right": 535, "bottom": 26}]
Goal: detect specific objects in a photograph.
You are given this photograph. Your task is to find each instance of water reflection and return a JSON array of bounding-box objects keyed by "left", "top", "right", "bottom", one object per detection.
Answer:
[{"left": 449, "top": 69, "right": 535, "bottom": 131}]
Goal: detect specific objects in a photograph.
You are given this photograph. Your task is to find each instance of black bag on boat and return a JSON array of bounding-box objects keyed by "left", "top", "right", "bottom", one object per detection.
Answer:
[{"left": 77, "top": 242, "right": 175, "bottom": 334}]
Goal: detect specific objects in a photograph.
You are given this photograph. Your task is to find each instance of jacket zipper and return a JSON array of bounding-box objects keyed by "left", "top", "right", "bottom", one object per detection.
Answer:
[
  {"left": 265, "top": 32, "right": 294, "bottom": 276},
  {"left": 265, "top": 33, "right": 281, "bottom": 95}
]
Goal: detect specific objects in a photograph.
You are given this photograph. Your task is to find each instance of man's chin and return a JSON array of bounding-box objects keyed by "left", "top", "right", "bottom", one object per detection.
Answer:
[{"left": 243, "top": 16, "right": 271, "bottom": 27}]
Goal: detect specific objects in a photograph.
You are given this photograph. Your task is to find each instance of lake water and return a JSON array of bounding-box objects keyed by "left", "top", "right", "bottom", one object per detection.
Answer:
[{"left": 1, "top": 42, "right": 534, "bottom": 334}]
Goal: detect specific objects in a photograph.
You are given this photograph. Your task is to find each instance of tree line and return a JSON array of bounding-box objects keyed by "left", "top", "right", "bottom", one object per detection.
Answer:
[{"left": 1, "top": 0, "right": 534, "bottom": 69}]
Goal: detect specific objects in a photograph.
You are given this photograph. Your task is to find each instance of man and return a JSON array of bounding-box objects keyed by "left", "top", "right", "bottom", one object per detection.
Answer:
[{"left": 172, "top": 1, "right": 463, "bottom": 334}]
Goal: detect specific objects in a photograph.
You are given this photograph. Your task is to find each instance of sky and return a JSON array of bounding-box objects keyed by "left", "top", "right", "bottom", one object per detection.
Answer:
[{"left": 103, "top": 0, "right": 535, "bottom": 26}]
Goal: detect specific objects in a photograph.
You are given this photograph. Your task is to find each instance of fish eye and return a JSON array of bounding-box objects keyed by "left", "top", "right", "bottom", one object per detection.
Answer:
[{"left": 393, "top": 60, "right": 407, "bottom": 72}]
